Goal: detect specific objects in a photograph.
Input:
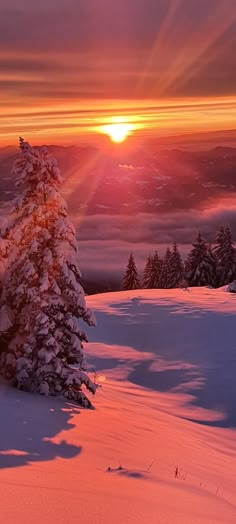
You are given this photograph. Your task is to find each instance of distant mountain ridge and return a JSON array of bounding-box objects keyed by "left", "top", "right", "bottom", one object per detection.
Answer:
[{"left": 1, "top": 144, "right": 236, "bottom": 219}]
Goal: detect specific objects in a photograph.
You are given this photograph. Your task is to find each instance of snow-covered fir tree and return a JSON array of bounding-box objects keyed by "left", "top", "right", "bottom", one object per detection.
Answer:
[
  {"left": 122, "top": 253, "right": 140, "bottom": 290},
  {"left": 214, "top": 226, "right": 225, "bottom": 286},
  {"left": 148, "top": 251, "right": 162, "bottom": 288},
  {"left": 159, "top": 247, "right": 172, "bottom": 288},
  {"left": 185, "top": 232, "right": 212, "bottom": 287},
  {"left": 167, "top": 243, "right": 183, "bottom": 288},
  {"left": 142, "top": 254, "right": 153, "bottom": 288},
  {"left": 207, "top": 243, "right": 217, "bottom": 288},
  {"left": 214, "top": 226, "right": 236, "bottom": 286},
  {"left": 0, "top": 138, "right": 96, "bottom": 407}
]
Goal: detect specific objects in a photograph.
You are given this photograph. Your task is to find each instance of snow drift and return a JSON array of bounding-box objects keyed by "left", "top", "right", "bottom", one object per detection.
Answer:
[{"left": 0, "top": 288, "right": 236, "bottom": 523}]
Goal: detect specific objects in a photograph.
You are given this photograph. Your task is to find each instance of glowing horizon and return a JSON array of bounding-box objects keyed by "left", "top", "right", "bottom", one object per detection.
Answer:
[{"left": 1, "top": 95, "right": 236, "bottom": 146}]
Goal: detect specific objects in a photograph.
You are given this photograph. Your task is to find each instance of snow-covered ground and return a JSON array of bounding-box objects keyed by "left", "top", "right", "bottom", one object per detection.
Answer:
[{"left": 1, "top": 288, "right": 236, "bottom": 523}]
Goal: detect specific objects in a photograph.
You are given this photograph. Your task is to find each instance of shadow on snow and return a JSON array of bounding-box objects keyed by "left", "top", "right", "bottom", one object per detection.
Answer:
[
  {"left": 88, "top": 296, "right": 236, "bottom": 429},
  {"left": 0, "top": 386, "right": 82, "bottom": 469}
]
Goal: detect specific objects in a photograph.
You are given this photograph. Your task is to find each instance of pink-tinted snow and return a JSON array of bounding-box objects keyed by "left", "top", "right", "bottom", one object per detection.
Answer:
[{"left": 1, "top": 288, "right": 236, "bottom": 523}]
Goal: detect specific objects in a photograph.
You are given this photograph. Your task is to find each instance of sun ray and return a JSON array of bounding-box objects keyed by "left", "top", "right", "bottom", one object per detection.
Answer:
[{"left": 136, "top": 0, "right": 236, "bottom": 100}]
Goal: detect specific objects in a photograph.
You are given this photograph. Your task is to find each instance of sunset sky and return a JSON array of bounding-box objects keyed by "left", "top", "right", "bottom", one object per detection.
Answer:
[{"left": 1, "top": 0, "right": 236, "bottom": 145}]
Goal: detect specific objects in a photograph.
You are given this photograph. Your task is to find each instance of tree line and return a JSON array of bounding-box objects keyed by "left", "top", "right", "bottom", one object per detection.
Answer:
[{"left": 122, "top": 228, "right": 236, "bottom": 290}]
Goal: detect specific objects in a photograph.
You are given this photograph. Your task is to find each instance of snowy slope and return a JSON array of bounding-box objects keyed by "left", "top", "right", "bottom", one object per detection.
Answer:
[{"left": 1, "top": 288, "right": 236, "bottom": 523}]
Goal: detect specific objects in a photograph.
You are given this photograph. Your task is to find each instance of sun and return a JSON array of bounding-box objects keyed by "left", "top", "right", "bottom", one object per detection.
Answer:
[
  {"left": 104, "top": 123, "right": 132, "bottom": 143},
  {"left": 100, "top": 119, "right": 134, "bottom": 143}
]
